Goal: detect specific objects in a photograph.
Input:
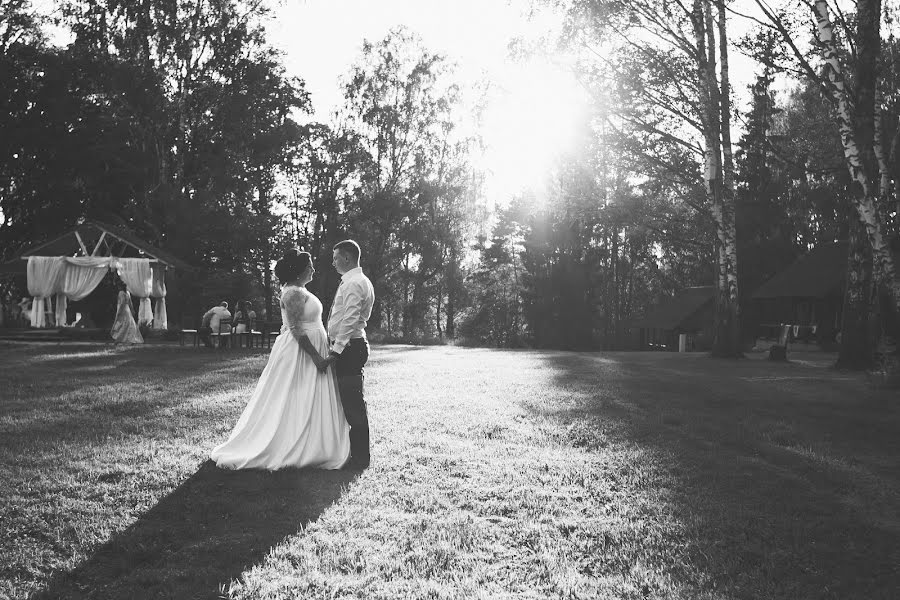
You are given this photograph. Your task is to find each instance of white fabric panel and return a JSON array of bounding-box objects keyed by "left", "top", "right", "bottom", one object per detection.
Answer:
[
  {"left": 152, "top": 298, "right": 167, "bottom": 330},
  {"left": 52, "top": 259, "right": 113, "bottom": 327},
  {"left": 27, "top": 257, "right": 66, "bottom": 328},
  {"left": 117, "top": 258, "right": 153, "bottom": 326},
  {"left": 151, "top": 265, "right": 168, "bottom": 329},
  {"left": 136, "top": 298, "right": 152, "bottom": 326},
  {"left": 55, "top": 293, "right": 68, "bottom": 327},
  {"left": 62, "top": 260, "right": 110, "bottom": 301},
  {"left": 65, "top": 256, "right": 114, "bottom": 268}
]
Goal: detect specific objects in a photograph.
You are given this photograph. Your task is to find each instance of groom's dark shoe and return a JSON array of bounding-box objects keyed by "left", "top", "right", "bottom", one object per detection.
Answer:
[{"left": 343, "top": 455, "right": 369, "bottom": 471}]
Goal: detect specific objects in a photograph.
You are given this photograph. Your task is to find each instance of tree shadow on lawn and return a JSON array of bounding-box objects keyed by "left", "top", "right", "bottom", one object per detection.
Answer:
[
  {"left": 0, "top": 344, "right": 265, "bottom": 442},
  {"left": 1, "top": 342, "right": 258, "bottom": 370},
  {"left": 534, "top": 351, "right": 900, "bottom": 599},
  {"left": 1, "top": 344, "right": 406, "bottom": 447},
  {"left": 31, "top": 461, "right": 358, "bottom": 600}
]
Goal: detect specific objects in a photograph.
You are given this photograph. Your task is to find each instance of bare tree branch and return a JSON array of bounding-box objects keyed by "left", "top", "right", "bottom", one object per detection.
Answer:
[
  {"left": 577, "top": 33, "right": 704, "bottom": 133},
  {"left": 612, "top": 112, "right": 705, "bottom": 155},
  {"left": 752, "top": 0, "right": 839, "bottom": 100},
  {"left": 601, "top": 19, "right": 704, "bottom": 119}
]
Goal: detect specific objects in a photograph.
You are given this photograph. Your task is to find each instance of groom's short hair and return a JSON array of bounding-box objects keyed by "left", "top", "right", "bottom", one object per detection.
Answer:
[{"left": 333, "top": 239, "right": 361, "bottom": 263}]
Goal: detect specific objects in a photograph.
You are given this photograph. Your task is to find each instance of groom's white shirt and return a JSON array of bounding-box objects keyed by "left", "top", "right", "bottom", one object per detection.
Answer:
[{"left": 327, "top": 266, "right": 374, "bottom": 354}]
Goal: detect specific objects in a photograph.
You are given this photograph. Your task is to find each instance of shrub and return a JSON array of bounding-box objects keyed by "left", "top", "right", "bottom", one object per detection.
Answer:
[{"left": 869, "top": 350, "right": 900, "bottom": 390}]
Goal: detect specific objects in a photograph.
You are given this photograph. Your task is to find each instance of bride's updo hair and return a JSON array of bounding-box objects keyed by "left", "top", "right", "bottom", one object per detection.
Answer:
[{"left": 274, "top": 248, "right": 312, "bottom": 283}]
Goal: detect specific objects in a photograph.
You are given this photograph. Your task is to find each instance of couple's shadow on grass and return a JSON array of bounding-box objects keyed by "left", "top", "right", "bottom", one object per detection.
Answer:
[{"left": 32, "top": 461, "right": 358, "bottom": 600}]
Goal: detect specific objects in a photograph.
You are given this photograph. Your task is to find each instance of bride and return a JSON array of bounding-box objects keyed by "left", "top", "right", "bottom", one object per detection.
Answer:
[{"left": 210, "top": 249, "right": 350, "bottom": 470}]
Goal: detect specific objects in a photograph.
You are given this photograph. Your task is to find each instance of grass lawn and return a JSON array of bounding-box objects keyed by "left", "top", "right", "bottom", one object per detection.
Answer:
[{"left": 0, "top": 341, "right": 898, "bottom": 599}]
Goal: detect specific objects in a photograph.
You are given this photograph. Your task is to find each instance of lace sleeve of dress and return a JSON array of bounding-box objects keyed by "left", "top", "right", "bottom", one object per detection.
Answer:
[{"left": 280, "top": 287, "right": 308, "bottom": 335}]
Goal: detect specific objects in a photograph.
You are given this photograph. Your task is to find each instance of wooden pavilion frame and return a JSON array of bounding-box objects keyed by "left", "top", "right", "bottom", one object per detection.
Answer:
[{"left": 0, "top": 219, "right": 192, "bottom": 274}]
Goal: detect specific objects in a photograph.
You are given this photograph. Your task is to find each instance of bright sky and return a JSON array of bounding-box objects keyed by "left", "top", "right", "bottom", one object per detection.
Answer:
[
  {"left": 267, "top": 0, "right": 593, "bottom": 203},
  {"left": 266, "top": 0, "right": 770, "bottom": 206}
]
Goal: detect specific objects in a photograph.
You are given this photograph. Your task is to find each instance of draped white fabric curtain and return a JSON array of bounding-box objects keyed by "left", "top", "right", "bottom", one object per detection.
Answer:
[
  {"left": 54, "top": 294, "right": 67, "bottom": 328},
  {"left": 27, "top": 257, "right": 66, "bottom": 328},
  {"left": 117, "top": 258, "right": 153, "bottom": 326},
  {"left": 151, "top": 264, "right": 167, "bottom": 330},
  {"left": 55, "top": 257, "right": 114, "bottom": 326},
  {"left": 26, "top": 255, "right": 168, "bottom": 329}
]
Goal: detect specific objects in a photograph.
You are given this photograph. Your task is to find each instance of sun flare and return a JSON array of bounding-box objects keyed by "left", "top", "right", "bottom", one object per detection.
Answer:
[{"left": 479, "top": 58, "right": 591, "bottom": 201}]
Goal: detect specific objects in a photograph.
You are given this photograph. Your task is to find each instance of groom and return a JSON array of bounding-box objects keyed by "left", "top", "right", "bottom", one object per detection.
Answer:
[{"left": 324, "top": 239, "right": 375, "bottom": 469}]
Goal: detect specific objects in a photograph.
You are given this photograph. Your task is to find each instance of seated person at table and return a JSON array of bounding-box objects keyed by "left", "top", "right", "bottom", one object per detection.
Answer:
[
  {"left": 232, "top": 301, "right": 255, "bottom": 334},
  {"left": 199, "top": 301, "right": 231, "bottom": 348},
  {"left": 245, "top": 302, "right": 257, "bottom": 329}
]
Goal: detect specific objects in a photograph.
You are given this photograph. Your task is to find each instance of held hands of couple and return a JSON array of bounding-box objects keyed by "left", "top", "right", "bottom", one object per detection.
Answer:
[{"left": 314, "top": 353, "right": 338, "bottom": 373}]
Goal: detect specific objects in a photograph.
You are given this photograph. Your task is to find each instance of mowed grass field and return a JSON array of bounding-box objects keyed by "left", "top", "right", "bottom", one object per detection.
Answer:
[{"left": 0, "top": 341, "right": 898, "bottom": 599}]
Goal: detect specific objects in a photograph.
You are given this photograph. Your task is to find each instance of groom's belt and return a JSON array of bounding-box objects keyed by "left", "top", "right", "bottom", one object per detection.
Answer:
[{"left": 328, "top": 336, "right": 366, "bottom": 344}]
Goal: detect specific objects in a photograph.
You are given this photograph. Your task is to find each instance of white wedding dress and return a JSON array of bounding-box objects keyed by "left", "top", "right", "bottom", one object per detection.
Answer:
[
  {"left": 210, "top": 285, "right": 350, "bottom": 470},
  {"left": 110, "top": 291, "right": 143, "bottom": 344}
]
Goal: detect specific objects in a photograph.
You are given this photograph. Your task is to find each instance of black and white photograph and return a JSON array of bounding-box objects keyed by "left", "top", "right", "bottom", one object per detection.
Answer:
[{"left": 0, "top": 0, "right": 898, "bottom": 598}]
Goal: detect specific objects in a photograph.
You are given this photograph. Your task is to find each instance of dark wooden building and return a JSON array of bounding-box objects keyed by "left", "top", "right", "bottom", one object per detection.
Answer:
[
  {"left": 632, "top": 286, "right": 715, "bottom": 351},
  {"left": 751, "top": 242, "right": 846, "bottom": 345}
]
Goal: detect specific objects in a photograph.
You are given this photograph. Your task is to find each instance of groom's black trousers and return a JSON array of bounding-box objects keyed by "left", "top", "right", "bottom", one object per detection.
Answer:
[{"left": 334, "top": 338, "right": 370, "bottom": 466}]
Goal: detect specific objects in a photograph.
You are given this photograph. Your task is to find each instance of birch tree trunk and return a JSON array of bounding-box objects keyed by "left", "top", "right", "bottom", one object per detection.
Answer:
[
  {"left": 445, "top": 245, "right": 458, "bottom": 338},
  {"left": 837, "top": 217, "right": 875, "bottom": 369},
  {"left": 695, "top": 0, "right": 741, "bottom": 357},
  {"left": 873, "top": 98, "right": 891, "bottom": 204},
  {"left": 434, "top": 283, "right": 442, "bottom": 338},
  {"left": 612, "top": 224, "right": 620, "bottom": 343},
  {"left": 715, "top": 0, "right": 741, "bottom": 356},
  {"left": 813, "top": 0, "right": 900, "bottom": 317}
]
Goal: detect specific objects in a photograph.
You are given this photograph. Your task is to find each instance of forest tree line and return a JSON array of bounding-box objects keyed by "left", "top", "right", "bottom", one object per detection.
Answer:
[{"left": 1, "top": 0, "right": 898, "bottom": 366}]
